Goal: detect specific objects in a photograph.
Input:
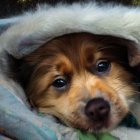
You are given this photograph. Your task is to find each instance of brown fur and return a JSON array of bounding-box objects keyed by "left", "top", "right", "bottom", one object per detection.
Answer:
[{"left": 19, "top": 33, "right": 137, "bottom": 132}]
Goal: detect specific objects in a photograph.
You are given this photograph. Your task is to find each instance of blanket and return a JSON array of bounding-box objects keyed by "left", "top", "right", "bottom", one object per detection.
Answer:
[{"left": 0, "top": 2, "right": 140, "bottom": 140}]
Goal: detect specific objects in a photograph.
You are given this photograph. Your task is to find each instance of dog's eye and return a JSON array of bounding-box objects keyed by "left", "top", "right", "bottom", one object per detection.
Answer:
[
  {"left": 52, "top": 78, "right": 67, "bottom": 89},
  {"left": 96, "top": 59, "right": 111, "bottom": 74}
]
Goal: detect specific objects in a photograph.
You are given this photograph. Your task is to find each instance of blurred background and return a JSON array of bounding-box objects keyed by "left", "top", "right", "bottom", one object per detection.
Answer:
[{"left": 0, "top": 0, "right": 140, "bottom": 18}]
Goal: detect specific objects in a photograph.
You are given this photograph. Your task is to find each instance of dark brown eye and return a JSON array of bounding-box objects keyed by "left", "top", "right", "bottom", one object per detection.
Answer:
[
  {"left": 52, "top": 78, "right": 67, "bottom": 90},
  {"left": 96, "top": 60, "right": 111, "bottom": 74}
]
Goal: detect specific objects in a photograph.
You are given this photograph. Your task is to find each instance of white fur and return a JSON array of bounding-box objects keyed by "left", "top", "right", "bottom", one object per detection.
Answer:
[{"left": 0, "top": 3, "right": 140, "bottom": 59}]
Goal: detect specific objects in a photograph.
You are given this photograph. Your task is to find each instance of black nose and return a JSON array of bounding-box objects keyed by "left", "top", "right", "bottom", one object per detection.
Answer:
[{"left": 85, "top": 98, "right": 110, "bottom": 122}]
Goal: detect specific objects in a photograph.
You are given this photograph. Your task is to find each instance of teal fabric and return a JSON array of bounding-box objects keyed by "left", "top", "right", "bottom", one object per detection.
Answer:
[
  {"left": 0, "top": 85, "right": 57, "bottom": 140},
  {"left": 120, "top": 113, "right": 140, "bottom": 129}
]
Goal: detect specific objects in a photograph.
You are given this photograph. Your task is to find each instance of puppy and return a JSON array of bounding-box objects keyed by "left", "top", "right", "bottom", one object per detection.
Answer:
[{"left": 17, "top": 33, "right": 137, "bottom": 132}]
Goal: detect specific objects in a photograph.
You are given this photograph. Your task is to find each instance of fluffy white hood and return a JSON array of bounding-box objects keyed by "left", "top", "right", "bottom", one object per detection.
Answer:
[{"left": 0, "top": 2, "right": 140, "bottom": 66}]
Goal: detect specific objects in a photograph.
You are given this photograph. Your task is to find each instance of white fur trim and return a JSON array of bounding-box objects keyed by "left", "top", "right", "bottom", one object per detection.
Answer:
[{"left": 0, "top": 3, "right": 140, "bottom": 58}]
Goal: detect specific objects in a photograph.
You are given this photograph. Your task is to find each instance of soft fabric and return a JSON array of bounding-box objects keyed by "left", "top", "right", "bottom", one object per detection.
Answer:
[
  {"left": 0, "top": 3, "right": 140, "bottom": 62},
  {"left": 120, "top": 113, "right": 140, "bottom": 129},
  {"left": 0, "top": 2, "right": 140, "bottom": 140},
  {"left": 0, "top": 17, "right": 20, "bottom": 35}
]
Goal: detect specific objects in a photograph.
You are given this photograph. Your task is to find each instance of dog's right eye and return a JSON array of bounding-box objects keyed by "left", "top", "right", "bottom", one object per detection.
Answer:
[
  {"left": 52, "top": 78, "right": 67, "bottom": 90},
  {"left": 95, "top": 59, "right": 111, "bottom": 75}
]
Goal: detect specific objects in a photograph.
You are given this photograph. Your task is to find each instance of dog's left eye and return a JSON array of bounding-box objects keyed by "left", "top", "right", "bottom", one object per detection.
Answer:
[
  {"left": 96, "top": 59, "right": 111, "bottom": 74},
  {"left": 52, "top": 78, "right": 67, "bottom": 90}
]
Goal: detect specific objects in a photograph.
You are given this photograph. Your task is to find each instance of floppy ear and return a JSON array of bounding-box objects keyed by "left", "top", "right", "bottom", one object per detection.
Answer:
[
  {"left": 128, "top": 43, "right": 140, "bottom": 67},
  {"left": 99, "top": 35, "right": 140, "bottom": 73},
  {"left": 127, "top": 43, "right": 140, "bottom": 78},
  {"left": 127, "top": 43, "right": 140, "bottom": 124}
]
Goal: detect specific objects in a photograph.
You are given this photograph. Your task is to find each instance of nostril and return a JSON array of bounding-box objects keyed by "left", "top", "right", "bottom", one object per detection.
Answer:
[
  {"left": 99, "top": 105, "right": 109, "bottom": 115},
  {"left": 85, "top": 98, "right": 110, "bottom": 121},
  {"left": 89, "top": 112, "right": 94, "bottom": 116},
  {"left": 88, "top": 111, "right": 94, "bottom": 118}
]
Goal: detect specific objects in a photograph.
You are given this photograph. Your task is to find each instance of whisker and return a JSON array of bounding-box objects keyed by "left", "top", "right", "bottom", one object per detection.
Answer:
[
  {"left": 132, "top": 91, "right": 140, "bottom": 94},
  {"left": 113, "top": 85, "right": 130, "bottom": 91},
  {"left": 128, "top": 100, "right": 140, "bottom": 105}
]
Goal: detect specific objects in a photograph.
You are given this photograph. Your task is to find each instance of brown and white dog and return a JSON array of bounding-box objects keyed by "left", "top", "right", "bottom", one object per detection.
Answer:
[{"left": 16, "top": 33, "right": 137, "bottom": 132}]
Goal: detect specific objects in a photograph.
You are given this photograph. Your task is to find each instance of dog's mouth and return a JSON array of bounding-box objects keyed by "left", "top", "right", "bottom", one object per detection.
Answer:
[
  {"left": 66, "top": 113, "right": 112, "bottom": 133},
  {"left": 61, "top": 97, "right": 128, "bottom": 133},
  {"left": 88, "top": 117, "right": 110, "bottom": 132},
  {"left": 67, "top": 112, "right": 121, "bottom": 133},
  {"left": 83, "top": 97, "right": 111, "bottom": 132}
]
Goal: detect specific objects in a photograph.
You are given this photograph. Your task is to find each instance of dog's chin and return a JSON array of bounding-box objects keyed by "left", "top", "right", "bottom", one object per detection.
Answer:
[{"left": 61, "top": 114, "right": 124, "bottom": 133}]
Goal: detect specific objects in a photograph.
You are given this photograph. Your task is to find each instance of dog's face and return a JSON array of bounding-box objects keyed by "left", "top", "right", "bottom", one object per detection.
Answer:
[{"left": 20, "top": 33, "right": 136, "bottom": 132}]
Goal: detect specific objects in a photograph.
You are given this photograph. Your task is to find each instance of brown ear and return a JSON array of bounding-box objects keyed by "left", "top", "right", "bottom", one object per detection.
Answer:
[
  {"left": 127, "top": 43, "right": 140, "bottom": 67},
  {"left": 127, "top": 43, "right": 140, "bottom": 77}
]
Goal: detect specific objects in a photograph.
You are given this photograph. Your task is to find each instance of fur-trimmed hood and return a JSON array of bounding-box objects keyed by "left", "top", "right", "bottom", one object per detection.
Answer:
[{"left": 0, "top": 2, "right": 140, "bottom": 66}]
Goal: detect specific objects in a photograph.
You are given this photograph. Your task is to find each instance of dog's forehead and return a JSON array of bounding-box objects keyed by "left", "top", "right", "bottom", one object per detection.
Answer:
[
  {"left": 39, "top": 33, "right": 99, "bottom": 71},
  {"left": 34, "top": 33, "right": 128, "bottom": 74}
]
